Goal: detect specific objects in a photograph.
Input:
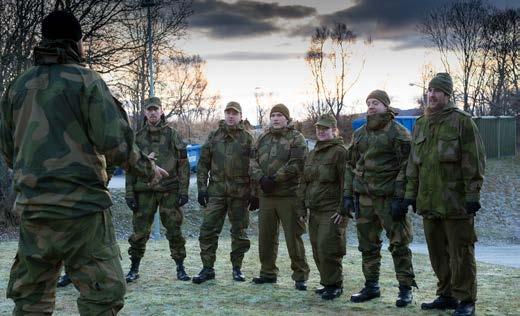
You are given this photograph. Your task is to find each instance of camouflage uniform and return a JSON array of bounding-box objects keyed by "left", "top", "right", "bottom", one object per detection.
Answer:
[
  {"left": 250, "top": 124, "right": 310, "bottom": 281},
  {"left": 345, "top": 111, "right": 416, "bottom": 287},
  {"left": 197, "top": 120, "right": 253, "bottom": 269},
  {"left": 300, "top": 137, "right": 348, "bottom": 288},
  {"left": 0, "top": 39, "right": 155, "bottom": 314},
  {"left": 405, "top": 102, "right": 485, "bottom": 302},
  {"left": 126, "top": 118, "right": 189, "bottom": 262}
]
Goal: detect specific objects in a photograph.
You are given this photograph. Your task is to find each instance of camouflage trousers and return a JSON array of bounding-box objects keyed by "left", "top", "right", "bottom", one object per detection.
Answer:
[
  {"left": 423, "top": 217, "right": 477, "bottom": 302},
  {"left": 309, "top": 210, "right": 347, "bottom": 287},
  {"left": 7, "top": 209, "right": 125, "bottom": 315},
  {"left": 258, "top": 196, "right": 310, "bottom": 281},
  {"left": 128, "top": 191, "right": 186, "bottom": 262},
  {"left": 356, "top": 194, "right": 416, "bottom": 286},
  {"left": 199, "top": 196, "right": 250, "bottom": 268}
]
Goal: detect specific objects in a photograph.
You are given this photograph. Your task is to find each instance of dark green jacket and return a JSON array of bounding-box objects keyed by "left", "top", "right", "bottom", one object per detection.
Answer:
[
  {"left": 197, "top": 120, "right": 253, "bottom": 199},
  {"left": 250, "top": 124, "right": 307, "bottom": 197},
  {"left": 345, "top": 111, "right": 411, "bottom": 198},
  {"left": 126, "top": 119, "right": 189, "bottom": 196},
  {"left": 300, "top": 137, "right": 347, "bottom": 212},
  {"left": 0, "top": 39, "right": 155, "bottom": 219},
  {"left": 405, "top": 103, "right": 486, "bottom": 219}
]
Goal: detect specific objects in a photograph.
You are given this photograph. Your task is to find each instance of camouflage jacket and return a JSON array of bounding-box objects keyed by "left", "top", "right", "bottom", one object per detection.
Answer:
[
  {"left": 197, "top": 120, "right": 253, "bottom": 199},
  {"left": 250, "top": 125, "right": 307, "bottom": 197},
  {"left": 300, "top": 137, "right": 347, "bottom": 212},
  {"left": 405, "top": 103, "right": 486, "bottom": 219},
  {"left": 345, "top": 111, "right": 411, "bottom": 198},
  {"left": 0, "top": 39, "right": 155, "bottom": 219},
  {"left": 126, "top": 119, "right": 189, "bottom": 196}
]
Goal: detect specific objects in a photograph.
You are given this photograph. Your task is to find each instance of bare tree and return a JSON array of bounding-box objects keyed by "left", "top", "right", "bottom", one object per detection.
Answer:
[
  {"left": 254, "top": 88, "right": 273, "bottom": 126},
  {"left": 420, "top": 0, "right": 490, "bottom": 113},
  {"left": 305, "top": 23, "right": 365, "bottom": 120}
]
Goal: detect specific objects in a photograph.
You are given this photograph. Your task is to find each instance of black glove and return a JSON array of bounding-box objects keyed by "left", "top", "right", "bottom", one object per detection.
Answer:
[
  {"left": 465, "top": 201, "right": 481, "bottom": 215},
  {"left": 341, "top": 196, "right": 354, "bottom": 218},
  {"left": 259, "top": 176, "right": 276, "bottom": 194},
  {"left": 401, "top": 198, "right": 416, "bottom": 213},
  {"left": 198, "top": 191, "right": 209, "bottom": 207},
  {"left": 391, "top": 197, "right": 407, "bottom": 221},
  {"left": 249, "top": 196, "right": 259, "bottom": 211},
  {"left": 126, "top": 197, "right": 138, "bottom": 211},
  {"left": 177, "top": 194, "right": 189, "bottom": 207}
]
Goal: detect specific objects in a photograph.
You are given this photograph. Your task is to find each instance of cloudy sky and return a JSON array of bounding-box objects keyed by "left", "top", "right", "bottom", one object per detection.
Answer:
[{"left": 178, "top": 0, "right": 519, "bottom": 123}]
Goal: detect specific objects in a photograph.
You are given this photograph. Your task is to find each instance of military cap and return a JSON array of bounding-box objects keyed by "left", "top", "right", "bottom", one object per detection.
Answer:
[
  {"left": 315, "top": 113, "right": 337, "bottom": 128},
  {"left": 428, "top": 72, "right": 453, "bottom": 96},
  {"left": 225, "top": 101, "right": 242, "bottom": 113},
  {"left": 144, "top": 97, "right": 161, "bottom": 109}
]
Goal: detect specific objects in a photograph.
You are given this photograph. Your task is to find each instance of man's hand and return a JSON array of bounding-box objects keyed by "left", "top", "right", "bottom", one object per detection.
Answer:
[
  {"left": 177, "top": 194, "right": 189, "bottom": 207},
  {"left": 341, "top": 196, "right": 354, "bottom": 218},
  {"left": 401, "top": 198, "right": 416, "bottom": 213},
  {"left": 259, "top": 176, "right": 276, "bottom": 194},
  {"left": 249, "top": 196, "right": 259, "bottom": 211},
  {"left": 465, "top": 201, "right": 481, "bottom": 215},
  {"left": 126, "top": 196, "right": 138, "bottom": 211},
  {"left": 390, "top": 197, "right": 406, "bottom": 221},
  {"left": 330, "top": 212, "right": 345, "bottom": 225},
  {"left": 198, "top": 191, "right": 209, "bottom": 207}
]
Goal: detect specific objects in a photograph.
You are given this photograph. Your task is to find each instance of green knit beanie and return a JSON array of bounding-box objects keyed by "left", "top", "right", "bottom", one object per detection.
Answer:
[
  {"left": 270, "top": 103, "right": 290, "bottom": 120},
  {"left": 428, "top": 72, "right": 453, "bottom": 96},
  {"left": 366, "top": 89, "right": 390, "bottom": 107}
]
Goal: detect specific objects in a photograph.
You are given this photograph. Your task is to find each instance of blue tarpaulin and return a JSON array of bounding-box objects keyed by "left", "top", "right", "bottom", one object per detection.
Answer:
[
  {"left": 352, "top": 116, "right": 418, "bottom": 133},
  {"left": 187, "top": 144, "right": 201, "bottom": 172}
]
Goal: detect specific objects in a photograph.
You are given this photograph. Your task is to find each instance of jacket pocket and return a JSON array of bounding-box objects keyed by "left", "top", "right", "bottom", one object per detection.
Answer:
[
  {"left": 411, "top": 135, "right": 426, "bottom": 165},
  {"left": 438, "top": 135, "right": 460, "bottom": 162},
  {"left": 318, "top": 162, "right": 336, "bottom": 183}
]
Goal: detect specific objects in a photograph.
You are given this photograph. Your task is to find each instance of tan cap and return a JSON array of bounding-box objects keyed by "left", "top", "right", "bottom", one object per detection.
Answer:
[{"left": 144, "top": 97, "right": 161, "bottom": 109}]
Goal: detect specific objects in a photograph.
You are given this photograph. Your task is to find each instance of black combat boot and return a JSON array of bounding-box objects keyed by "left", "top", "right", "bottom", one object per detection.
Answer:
[
  {"left": 315, "top": 286, "right": 326, "bottom": 294},
  {"left": 175, "top": 260, "right": 190, "bottom": 281},
  {"left": 125, "top": 257, "right": 141, "bottom": 283},
  {"left": 396, "top": 285, "right": 413, "bottom": 307},
  {"left": 252, "top": 276, "right": 277, "bottom": 284},
  {"left": 57, "top": 274, "right": 72, "bottom": 287},
  {"left": 295, "top": 281, "right": 307, "bottom": 291},
  {"left": 350, "top": 281, "right": 381, "bottom": 303},
  {"left": 192, "top": 267, "right": 215, "bottom": 284},
  {"left": 232, "top": 267, "right": 245, "bottom": 282},
  {"left": 421, "top": 295, "right": 458, "bottom": 310},
  {"left": 453, "top": 301, "right": 475, "bottom": 316},
  {"left": 321, "top": 286, "right": 343, "bottom": 300}
]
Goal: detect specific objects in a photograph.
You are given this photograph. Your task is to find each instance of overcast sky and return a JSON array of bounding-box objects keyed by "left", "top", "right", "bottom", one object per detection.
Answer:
[{"left": 177, "top": 0, "right": 520, "bottom": 123}]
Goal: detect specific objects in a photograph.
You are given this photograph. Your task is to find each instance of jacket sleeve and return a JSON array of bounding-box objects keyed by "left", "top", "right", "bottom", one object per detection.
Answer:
[
  {"left": 249, "top": 136, "right": 264, "bottom": 182},
  {"left": 336, "top": 146, "right": 347, "bottom": 212},
  {"left": 343, "top": 134, "right": 356, "bottom": 197},
  {"left": 0, "top": 84, "right": 14, "bottom": 168},
  {"left": 404, "top": 126, "right": 420, "bottom": 200},
  {"left": 461, "top": 116, "right": 485, "bottom": 202},
  {"left": 273, "top": 133, "right": 308, "bottom": 182},
  {"left": 84, "top": 76, "right": 155, "bottom": 182},
  {"left": 173, "top": 131, "right": 190, "bottom": 196},
  {"left": 393, "top": 127, "right": 411, "bottom": 198},
  {"left": 196, "top": 132, "right": 213, "bottom": 193}
]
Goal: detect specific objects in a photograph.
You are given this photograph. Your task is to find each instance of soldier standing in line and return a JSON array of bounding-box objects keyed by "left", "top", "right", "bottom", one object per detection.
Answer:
[
  {"left": 125, "top": 97, "right": 191, "bottom": 283},
  {"left": 192, "top": 101, "right": 258, "bottom": 284},
  {"left": 250, "top": 104, "right": 310, "bottom": 290},
  {"left": 404, "top": 73, "right": 485, "bottom": 316},
  {"left": 345, "top": 90, "right": 417, "bottom": 307},
  {"left": 300, "top": 113, "right": 349, "bottom": 300},
  {"left": 0, "top": 10, "right": 166, "bottom": 314}
]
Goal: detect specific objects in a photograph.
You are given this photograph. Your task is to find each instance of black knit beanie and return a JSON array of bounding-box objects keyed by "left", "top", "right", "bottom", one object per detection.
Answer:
[{"left": 42, "top": 10, "right": 83, "bottom": 41}]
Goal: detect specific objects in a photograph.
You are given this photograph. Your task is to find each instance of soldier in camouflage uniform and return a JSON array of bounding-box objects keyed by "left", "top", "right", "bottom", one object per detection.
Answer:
[
  {"left": 345, "top": 90, "right": 417, "bottom": 307},
  {"left": 125, "top": 97, "right": 191, "bottom": 283},
  {"left": 250, "top": 104, "right": 310, "bottom": 290},
  {"left": 0, "top": 11, "right": 165, "bottom": 315},
  {"left": 300, "top": 113, "right": 349, "bottom": 300},
  {"left": 404, "top": 73, "right": 485, "bottom": 316},
  {"left": 192, "top": 101, "right": 257, "bottom": 284}
]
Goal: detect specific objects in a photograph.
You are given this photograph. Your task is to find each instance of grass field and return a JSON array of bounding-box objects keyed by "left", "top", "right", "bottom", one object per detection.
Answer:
[{"left": 1, "top": 238, "right": 519, "bottom": 315}]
